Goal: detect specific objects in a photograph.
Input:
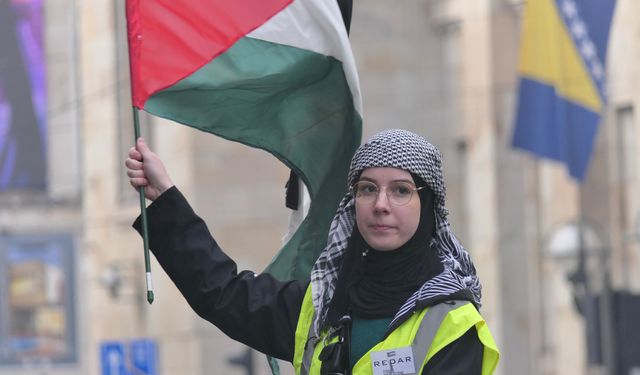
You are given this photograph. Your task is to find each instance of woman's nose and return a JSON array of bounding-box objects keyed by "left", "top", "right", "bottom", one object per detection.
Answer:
[{"left": 373, "top": 189, "right": 391, "bottom": 212}]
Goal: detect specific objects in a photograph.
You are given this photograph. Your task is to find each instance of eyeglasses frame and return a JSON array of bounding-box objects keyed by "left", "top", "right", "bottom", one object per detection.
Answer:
[{"left": 351, "top": 180, "right": 427, "bottom": 206}]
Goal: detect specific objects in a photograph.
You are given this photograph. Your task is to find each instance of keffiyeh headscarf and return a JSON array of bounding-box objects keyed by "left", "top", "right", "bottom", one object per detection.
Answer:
[{"left": 310, "top": 129, "right": 482, "bottom": 336}]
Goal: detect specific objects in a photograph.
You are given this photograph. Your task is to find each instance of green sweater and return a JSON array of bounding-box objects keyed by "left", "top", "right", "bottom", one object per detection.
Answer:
[{"left": 349, "top": 315, "right": 393, "bottom": 368}]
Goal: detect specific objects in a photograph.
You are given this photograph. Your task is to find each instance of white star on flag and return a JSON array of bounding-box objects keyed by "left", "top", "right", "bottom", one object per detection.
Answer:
[
  {"left": 561, "top": 0, "right": 578, "bottom": 18},
  {"left": 571, "top": 20, "right": 587, "bottom": 39},
  {"left": 591, "top": 61, "right": 604, "bottom": 80},
  {"left": 580, "top": 40, "right": 596, "bottom": 60}
]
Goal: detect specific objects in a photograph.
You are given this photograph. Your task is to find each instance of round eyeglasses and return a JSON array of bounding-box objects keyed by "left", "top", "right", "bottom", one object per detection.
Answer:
[{"left": 352, "top": 180, "right": 425, "bottom": 206}]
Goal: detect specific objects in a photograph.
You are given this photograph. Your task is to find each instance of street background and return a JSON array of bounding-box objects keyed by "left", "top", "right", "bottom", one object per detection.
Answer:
[{"left": 0, "top": 0, "right": 639, "bottom": 374}]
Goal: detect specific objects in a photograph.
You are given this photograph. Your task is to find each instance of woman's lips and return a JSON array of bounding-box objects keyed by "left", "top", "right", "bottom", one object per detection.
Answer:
[{"left": 370, "top": 224, "right": 393, "bottom": 232}]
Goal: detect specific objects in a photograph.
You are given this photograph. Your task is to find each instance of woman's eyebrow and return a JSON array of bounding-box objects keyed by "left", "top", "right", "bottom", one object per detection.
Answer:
[
  {"left": 357, "top": 176, "right": 414, "bottom": 184},
  {"left": 357, "top": 176, "right": 376, "bottom": 182}
]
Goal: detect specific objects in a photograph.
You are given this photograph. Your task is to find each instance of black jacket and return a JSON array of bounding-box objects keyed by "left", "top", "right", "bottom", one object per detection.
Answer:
[{"left": 134, "top": 186, "right": 484, "bottom": 373}]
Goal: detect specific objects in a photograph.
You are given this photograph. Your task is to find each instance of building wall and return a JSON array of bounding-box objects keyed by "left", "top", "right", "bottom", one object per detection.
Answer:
[{"left": 606, "top": 0, "right": 640, "bottom": 294}]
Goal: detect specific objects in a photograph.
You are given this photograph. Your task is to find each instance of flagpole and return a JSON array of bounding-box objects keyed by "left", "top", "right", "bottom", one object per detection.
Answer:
[
  {"left": 133, "top": 107, "right": 154, "bottom": 304},
  {"left": 125, "top": 0, "right": 154, "bottom": 304}
]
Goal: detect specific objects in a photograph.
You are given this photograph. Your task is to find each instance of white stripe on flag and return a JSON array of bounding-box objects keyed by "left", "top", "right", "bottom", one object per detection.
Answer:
[{"left": 248, "top": 0, "right": 362, "bottom": 115}]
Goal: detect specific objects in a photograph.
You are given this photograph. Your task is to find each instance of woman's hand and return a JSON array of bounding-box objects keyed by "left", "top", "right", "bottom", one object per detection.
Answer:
[{"left": 125, "top": 138, "right": 174, "bottom": 201}]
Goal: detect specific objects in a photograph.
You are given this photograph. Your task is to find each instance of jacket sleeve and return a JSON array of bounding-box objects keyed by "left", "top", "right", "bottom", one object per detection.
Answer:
[
  {"left": 133, "top": 186, "right": 308, "bottom": 361},
  {"left": 421, "top": 327, "right": 484, "bottom": 374}
]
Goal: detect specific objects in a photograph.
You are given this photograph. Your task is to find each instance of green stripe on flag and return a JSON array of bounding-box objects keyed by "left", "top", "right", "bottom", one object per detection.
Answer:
[{"left": 145, "top": 36, "right": 362, "bottom": 280}]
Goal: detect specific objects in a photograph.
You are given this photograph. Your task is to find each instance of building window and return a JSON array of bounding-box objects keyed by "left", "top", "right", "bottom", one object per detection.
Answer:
[
  {"left": 0, "top": 234, "right": 77, "bottom": 366},
  {"left": 1, "top": 0, "right": 82, "bottom": 202},
  {"left": 0, "top": 0, "right": 48, "bottom": 191},
  {"left": 434, "top": 20, "right": 467, "bottom": 242},
  {"left": 615, "top": 105, "right": 635, "bottom": 288},
  {"left": 616, "top": 106, "right": 635, "bottom": 185}
]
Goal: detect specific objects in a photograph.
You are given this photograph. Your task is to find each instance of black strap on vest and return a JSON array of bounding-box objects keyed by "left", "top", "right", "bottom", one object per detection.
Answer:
[{"left": 300, "top": 300, "right": 469, "bottom": 374}]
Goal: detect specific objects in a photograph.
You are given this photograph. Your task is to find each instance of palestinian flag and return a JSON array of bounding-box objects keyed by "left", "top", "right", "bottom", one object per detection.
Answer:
[{"left": 126, "top": 0, "right": 363, "bottom": 280}]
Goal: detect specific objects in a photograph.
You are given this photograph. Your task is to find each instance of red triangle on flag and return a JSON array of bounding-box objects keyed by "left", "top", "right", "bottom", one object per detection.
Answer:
[{"left": 126, "top": 0, "right": 292, "bottom": 108}]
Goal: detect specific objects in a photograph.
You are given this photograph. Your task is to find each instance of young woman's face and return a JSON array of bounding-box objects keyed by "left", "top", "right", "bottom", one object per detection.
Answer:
[{"left": 355, "top": 167, "right": 421, "bottom": 251}]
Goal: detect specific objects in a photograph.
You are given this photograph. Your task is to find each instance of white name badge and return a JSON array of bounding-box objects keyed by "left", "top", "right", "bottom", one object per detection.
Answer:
[{"left": 370, "top": 346, "right": 416, "bottom": 375}]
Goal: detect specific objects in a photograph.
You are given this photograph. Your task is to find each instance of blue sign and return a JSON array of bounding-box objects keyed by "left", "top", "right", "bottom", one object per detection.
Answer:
[
  {"left": 100, "top": 342, "right": 127, "bottom": 375},
  {"left": 100, "top": 339, "right": 158, "bottom": 375},
  {"left": 130, "top": 339, "right": 158, "bottom": 375}
]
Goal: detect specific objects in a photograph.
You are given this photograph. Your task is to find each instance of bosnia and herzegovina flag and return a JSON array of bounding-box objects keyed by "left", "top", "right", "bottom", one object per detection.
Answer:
[
  {"left": 512, "top": 0, "right": 616, "bottom": 181},
  {"left": 126, "top": 0, "right": 362, "bottom": 280}
]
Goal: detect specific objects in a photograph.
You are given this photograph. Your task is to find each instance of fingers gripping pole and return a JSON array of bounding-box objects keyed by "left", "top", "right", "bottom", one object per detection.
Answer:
[{"left": 133, "top": 107, "right": 155, "bottom": 304}]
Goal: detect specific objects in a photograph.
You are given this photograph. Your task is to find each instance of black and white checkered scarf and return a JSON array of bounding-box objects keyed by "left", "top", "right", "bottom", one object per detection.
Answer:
[{"left": 309, "top": 129, "right": 482, "bottom": 336}]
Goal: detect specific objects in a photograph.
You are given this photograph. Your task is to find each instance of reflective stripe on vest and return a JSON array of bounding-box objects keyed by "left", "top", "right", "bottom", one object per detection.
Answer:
[
  {"left": 300, "top": 316, "right": 318, "bottom": 375},
  {"left": 411, "top": 300, "right": 469, "bottom": 370}
]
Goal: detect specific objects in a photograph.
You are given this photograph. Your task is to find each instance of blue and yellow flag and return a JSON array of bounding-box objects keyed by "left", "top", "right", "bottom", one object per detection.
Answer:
[{"left": 512, "top": 0, "right": 616, "bottom": 181}]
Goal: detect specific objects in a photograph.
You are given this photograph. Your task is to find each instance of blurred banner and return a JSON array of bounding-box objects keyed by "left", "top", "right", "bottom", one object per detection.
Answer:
[
  {"left": 0, "top": 234, "right": 77, "bottom": 366},
  {"left": 0, "top": 0, "right": 47, "bottom": 190},
  {"left": 512, "top": 0, "right": 616, "bottom": 181}
]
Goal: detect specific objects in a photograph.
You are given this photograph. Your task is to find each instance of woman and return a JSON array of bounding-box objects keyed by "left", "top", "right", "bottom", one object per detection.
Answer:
[{"left": 126, "top": 129, "right": 499, "bottom": 374}]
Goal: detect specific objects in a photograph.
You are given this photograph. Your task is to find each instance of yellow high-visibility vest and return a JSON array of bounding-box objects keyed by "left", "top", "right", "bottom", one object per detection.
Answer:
[{"left": 293, "top": 286, "right": 499, "bottom": 375}]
